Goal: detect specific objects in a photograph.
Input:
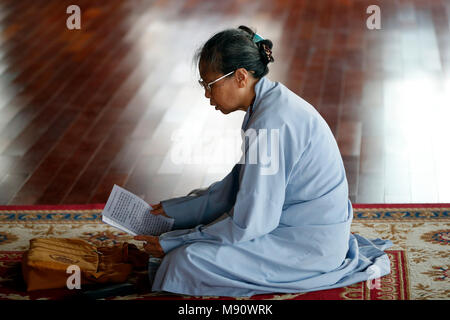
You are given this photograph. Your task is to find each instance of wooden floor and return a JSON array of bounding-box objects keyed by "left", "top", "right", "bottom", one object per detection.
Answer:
[{"left": 0, "top": 0, "right": 449, "bottom": 205}]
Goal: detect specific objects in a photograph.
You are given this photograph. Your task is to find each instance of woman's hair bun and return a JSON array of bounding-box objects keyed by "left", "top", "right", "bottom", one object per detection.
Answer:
[
  {"left": 195, "top": 25, "right": 274, "bottom": 79},
  {"left": 238, "top": 25, "right": 274, "bottom": 65},
  {"left": 256, "top": 40, "right": 274, "bottom": 65}
]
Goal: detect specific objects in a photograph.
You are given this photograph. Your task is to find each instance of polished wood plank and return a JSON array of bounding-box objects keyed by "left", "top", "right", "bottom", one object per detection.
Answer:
[{"left": 0, "top": 0, "right": 449, "bottom": 205}]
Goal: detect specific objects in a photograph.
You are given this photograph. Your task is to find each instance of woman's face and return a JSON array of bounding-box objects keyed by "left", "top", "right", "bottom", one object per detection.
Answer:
[{"left": 199, "top": 65, "right": 246, "bottom": 114}]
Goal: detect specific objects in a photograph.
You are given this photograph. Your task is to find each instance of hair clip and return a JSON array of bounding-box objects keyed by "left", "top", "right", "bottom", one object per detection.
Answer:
[{"left": 253, "top": 33, "right": 264, "bottom": 43}]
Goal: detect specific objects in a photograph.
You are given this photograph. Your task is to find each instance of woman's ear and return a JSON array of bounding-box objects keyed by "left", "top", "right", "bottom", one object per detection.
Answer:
[{"left": 235, "top": 68, "right": 249, "bottom": 88}]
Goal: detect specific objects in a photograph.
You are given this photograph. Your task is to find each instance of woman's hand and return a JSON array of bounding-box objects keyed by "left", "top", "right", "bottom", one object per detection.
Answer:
[
  {"left": 149, "top": 202, "right": 169, "bottom": 218},
  {"left": 133, "top": 235, "right": 165, "bottom": 258}
]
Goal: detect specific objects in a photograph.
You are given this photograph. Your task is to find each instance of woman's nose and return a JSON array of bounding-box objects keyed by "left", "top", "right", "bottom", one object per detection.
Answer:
[{"left": 204, "top": 89, "right": 211, "bottom": 99}]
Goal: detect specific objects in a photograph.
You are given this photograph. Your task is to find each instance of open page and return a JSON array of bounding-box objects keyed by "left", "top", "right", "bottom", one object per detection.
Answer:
[{"left": 101, "top": 184, "right": 174, "bottom": 236}]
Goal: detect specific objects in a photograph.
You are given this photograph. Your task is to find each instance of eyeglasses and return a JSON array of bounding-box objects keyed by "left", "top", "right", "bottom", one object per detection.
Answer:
[{"left": 198, "top": 70, "right": 235, "bottom": 92}]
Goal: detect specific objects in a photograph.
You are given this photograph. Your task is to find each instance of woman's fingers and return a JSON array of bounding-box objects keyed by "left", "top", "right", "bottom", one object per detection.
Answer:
[
  {"left": 150, "top": 204, "right": 170, "bottom": 218},
  {"left": 150, "top": 203, "right": 162, "bottom": 214},
  {"left": 143, "top": 241, "right": 165, "bottom": 258},
  {"left": 150, "top": 203, "right": 162, "bottom": 209},
  {"left": 151, "top": 207, "right": 163, "bottom": 214},
  {"left": 133, "top": 235, "right": 165, "bottom": 258}
]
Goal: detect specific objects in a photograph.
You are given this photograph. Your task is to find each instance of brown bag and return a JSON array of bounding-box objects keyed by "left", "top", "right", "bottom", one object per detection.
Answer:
[{"left": 21, "top": 238, "right": 149, "bottom": 291}]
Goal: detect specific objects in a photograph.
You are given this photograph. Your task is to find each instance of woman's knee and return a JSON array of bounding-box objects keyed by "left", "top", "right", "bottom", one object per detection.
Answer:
[
  {"left": 161, "top": 242, "right": 213, "bottom": 271},
  {"left": 160, "top": 244, "right": 195, "bottom": 270}
]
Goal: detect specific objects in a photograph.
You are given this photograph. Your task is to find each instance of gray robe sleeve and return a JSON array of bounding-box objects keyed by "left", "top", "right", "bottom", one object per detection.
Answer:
[
  {"left": 160, "top": 164, "right": 241, "bottom": 229},
  {"left": 158, "top": 124, "right": 291, "bottom": 253}
]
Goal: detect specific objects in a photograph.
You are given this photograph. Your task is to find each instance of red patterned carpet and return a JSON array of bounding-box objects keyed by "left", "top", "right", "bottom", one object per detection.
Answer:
[{"left": 0, "top": 203, "right": 449, "bottom": 300}]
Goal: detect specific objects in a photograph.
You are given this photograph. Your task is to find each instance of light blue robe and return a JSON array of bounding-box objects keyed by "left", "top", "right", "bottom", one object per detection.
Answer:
[{"left": 151, "top": 76, "right": 392, "bottom": 297}]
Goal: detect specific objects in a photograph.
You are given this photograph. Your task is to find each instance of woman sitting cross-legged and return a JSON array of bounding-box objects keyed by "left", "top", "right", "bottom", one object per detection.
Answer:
[{"left": 134, "top": 25, "right": 392, "bottom": 297}]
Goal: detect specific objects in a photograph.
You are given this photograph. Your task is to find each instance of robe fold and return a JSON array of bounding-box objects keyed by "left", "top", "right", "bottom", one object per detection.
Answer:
[{"left": 150, "top": 76, "right": 392, "bottom": 297}]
